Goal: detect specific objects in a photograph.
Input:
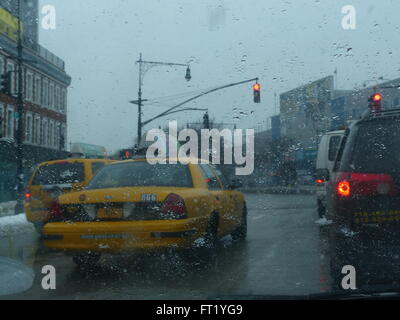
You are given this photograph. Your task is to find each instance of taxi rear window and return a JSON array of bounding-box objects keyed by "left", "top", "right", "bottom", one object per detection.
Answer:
[
  {"left": 32, "top": 162, "right": 85, "bottom": 185},
  {"left": 86, "top": 161, "right": 193, "bottom": 189}
]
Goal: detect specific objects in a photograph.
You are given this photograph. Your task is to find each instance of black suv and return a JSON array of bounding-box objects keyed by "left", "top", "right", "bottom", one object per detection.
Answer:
[{"left": 321, "top": 108, "right": 400, "bottom": 284}]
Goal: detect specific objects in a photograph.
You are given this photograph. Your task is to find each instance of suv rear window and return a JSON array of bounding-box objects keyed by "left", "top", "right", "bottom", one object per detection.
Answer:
[
  {"left": 32, "top": 162, "right": 85, "bottom": 185},
  {"left": 86, "top": 161, "right": 193, "bottom": 189},
  {"left": 328, "top": 135, "right": 341, "bottom": 161},
  {"left": 346, "top": 118, "right": 400, "bottom": 173}
]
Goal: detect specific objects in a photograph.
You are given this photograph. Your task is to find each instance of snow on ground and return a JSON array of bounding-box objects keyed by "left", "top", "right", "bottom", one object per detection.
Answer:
[
  {"left": 0, "top": 200, "right": 17, "bottom": 217},
  {"left": 315, "top": 216, "right": 333, "bottom": 226},
  {"left": 0, "top": 213, "right": 35, "bottom": 236}
]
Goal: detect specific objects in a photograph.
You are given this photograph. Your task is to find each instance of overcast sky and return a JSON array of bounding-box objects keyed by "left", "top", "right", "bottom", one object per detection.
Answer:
[{"left": 38, "top": 0, "right": 400, "bottom": 153}]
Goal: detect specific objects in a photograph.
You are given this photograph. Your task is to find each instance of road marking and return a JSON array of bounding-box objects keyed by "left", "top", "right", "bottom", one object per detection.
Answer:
[{"left": 251, "top": 214, "right": 265, "bottom": 221}]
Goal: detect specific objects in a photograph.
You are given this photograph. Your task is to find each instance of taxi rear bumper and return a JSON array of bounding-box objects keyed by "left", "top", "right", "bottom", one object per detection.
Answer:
[{"left": 42, "top": 217, "right": 208, "bottom": 252}]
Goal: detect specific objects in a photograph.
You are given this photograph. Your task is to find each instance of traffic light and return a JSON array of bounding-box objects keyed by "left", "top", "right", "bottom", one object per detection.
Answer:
[
  {"left": 0, "top": 71, "right": 12, "bottom": 95},
  {"left": 119, "top": 148, "right": 134, "bottom": 160},
  {"left": 368, "top": 92, "right": 382, "bottom": 112},
  {"left": 253, "top": 82, "right": 261, "bottom": 103}
]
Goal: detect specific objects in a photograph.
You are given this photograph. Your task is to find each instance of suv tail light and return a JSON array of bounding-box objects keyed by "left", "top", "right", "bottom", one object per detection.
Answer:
[
  {"left": 160, "top": 193, "right": 187, "bottom": 218},
  {"left": 336, "top": 172, "right": 398, "bottom": 197}
]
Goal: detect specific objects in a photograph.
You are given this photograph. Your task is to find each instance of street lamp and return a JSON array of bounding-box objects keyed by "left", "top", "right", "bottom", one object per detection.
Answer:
[
  {"left": 132, "top": 53, "right": 191, "bottom": 146},
  {"left": 185, "top": 66, "right": 191, "bottom": 81}
]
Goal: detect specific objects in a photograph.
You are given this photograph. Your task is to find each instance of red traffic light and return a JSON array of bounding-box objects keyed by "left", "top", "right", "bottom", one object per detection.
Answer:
[
  {"left": 372, "top": 93, "right": 382, "bottom": 102},
  {"left": 369, "top": 92, "right": 382, "bottom": 112},
  {"left": 253, "top": 83, "right": 260, "bottom": 91},
  {"left": 253, "top": 83, "right": 261, "bottom": 103}
]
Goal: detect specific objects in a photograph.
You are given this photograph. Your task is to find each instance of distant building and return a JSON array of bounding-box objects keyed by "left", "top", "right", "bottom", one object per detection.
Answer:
[
  {"left": 278, "top": 75, "right": 400, "bottom": 173},
  {"left": 0, "top": 1, "right": 71, "bottom": 201}
]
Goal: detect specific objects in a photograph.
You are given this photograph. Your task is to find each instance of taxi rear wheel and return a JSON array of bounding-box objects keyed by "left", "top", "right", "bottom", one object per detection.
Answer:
[
  {"left": 72, "top": 252, "right": 101, "bottom": 268},
  {"left": 33, "top": 222, "right": 44, "bottom": 234},
  {"left": 231, "top": 205, "right": 247, "bottom": 242},
  {"left": 204, "top": 213, "right": 219, "bottom": 249}
]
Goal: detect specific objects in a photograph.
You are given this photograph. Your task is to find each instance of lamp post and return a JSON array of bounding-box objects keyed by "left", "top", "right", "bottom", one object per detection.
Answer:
[
  {"left": 132, "top": 53, "right": 191, "bottom": 146},
  {"left": 14, "top": 0, "right": 25, "bottom": 214}
]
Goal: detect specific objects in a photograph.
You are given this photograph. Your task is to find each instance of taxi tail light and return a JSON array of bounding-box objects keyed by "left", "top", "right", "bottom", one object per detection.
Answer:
[
  {"left": 336, "top": 172, "right": 397, "bottom": 197},
  {"left": 24, "top": 191, "right": 31, "bottom": 201},
  {"left": 49, "top": 200, "right": 62, "bottom": 218},
  {"left": 160, "top": 193, "right": 187, "bottom": 217}
]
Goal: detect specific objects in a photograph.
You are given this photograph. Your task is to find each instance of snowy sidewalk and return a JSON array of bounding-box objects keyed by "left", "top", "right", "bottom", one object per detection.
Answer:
[
  {"left": 0, "top": 214, "right": 36, "bottom": 236},
  {"left": 0, "top": 200, "right": 17, "bottom": 218}
]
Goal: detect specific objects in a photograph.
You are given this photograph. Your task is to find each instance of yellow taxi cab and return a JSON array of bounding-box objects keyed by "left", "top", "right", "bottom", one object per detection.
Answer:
[
  {"left": 25, "top": 158, "right": 114, "bottom": 233},
  {"left": 42, "top": 157, "right": 247, "bottom": 267}
]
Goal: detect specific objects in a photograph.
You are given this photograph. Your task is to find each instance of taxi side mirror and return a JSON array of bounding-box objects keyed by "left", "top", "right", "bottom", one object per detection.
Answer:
[{"left": 228, "top": 179, "right": 243, "bottom": 189}]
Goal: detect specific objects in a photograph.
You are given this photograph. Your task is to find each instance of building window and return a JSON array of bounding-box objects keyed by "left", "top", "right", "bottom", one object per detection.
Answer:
[
  {"left": 53, "top": 122, "right": 58, "bottom": 148},
  {"left": 43, "top": 79, "right": 48, "bottom": 107},
  {"left": 61, "top": 89, "right": 67, "bottom": 113},
  {"left": 0, "top": 104, "right": 3, "bottom": 138},
  {"left": 60, "top": 123, "right": 66, "bottom": 150},
  {"left": 25, "top": 114, "right": 32, "bottom": 143},
  {"left": 35, "top": 76, "right": 41, "bottom": 105},
  {"left": 393, "top": 97, "right": 400, "bottom": 108},
  {"left": 43, "top": 119, "right": 48, "bottom": 146},
  {"left": 7, "top": 63, "right": 15, "bottom": 95},
  {"left": 49, "top": 83, "right": 54, "bottom": 109},
  {"left": 34, "top": 116, "right": 40, "bottom": 145},
  {"left": 26, "top": 72, "right": 33, "bottom": 101},
  {"left": 0, "top": 58, "right": 4, "bottom": 78},
  {"left": 55, "top": 86, "right": 60, "bottom": 110},
  {"left": 49, "top": 121, "right": 53, "bottom": 147},
  {"left": 6, "top": 106, "right": 14, "bottom": 139}
]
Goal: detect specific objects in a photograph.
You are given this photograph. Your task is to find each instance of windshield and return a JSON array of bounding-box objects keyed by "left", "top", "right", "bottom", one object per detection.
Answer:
[
  {"left": 87, "top": 161, "right": 193, "bottom": 189},
  {"left": 2, "top": 0, "right": 400, "bottom": 303}
]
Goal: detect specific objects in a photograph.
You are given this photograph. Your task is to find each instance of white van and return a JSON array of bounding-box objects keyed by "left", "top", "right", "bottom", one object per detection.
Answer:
[{"left": 315, "top": 129, "right": 345, "bottom": 218}]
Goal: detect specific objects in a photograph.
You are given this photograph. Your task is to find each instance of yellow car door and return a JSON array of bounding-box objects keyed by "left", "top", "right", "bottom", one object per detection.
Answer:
[
  {"left": 198, "top": 164, "right": 229, "bottom": 235},
  {"left": 211, "top": 166, "right": 241, "bottom": 233}
]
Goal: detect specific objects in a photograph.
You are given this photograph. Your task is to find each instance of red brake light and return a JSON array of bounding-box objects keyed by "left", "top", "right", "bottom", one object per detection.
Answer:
[
  {"left": 315, "top": 179, "right": 324, "bottom": 184},
  {"left": 24, "top": 192, "right": 31, "bottom": 201},
  {"left": 336, "top": 172, "right": 397, "bottom": 197},
  {"left": 160, "top": 193, "right": 187, "bottom": 217},
  {"left": 337, "top": 180, "right": 351, "bottom": 197}
]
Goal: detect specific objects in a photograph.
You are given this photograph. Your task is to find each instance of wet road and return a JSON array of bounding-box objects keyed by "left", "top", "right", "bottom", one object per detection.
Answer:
[{"left": 1, "top": 193, "right": 328, "bottom": 299}]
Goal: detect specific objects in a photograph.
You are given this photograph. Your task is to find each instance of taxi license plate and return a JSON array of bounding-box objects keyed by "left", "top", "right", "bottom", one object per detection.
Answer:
[{"left": 97, "top": 208, "right": 123, "bottom": 219}]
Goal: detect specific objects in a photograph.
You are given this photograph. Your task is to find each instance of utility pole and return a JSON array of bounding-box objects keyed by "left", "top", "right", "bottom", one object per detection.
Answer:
[
  {"left": 137, "top": 53, "right": 143, "bottom": 147},
  {"left": 14, "top": 0, "right": 24, "bottom": 214},
  {"left": 132, "top": 53, "right": 191, "bottom": 146}
]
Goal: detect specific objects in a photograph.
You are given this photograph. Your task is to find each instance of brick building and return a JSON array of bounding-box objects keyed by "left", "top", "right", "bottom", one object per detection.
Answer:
[{"left": 0, "top": 1, "right": 71, "bottom": 201}]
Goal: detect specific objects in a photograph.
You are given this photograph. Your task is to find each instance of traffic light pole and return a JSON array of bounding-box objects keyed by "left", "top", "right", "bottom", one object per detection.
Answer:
[
  {"left": 141, "top": 77, "right": 259, "bottom": 127},
  {"left": 14, "top": 0, "right": 24, "bottom": 214}
]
